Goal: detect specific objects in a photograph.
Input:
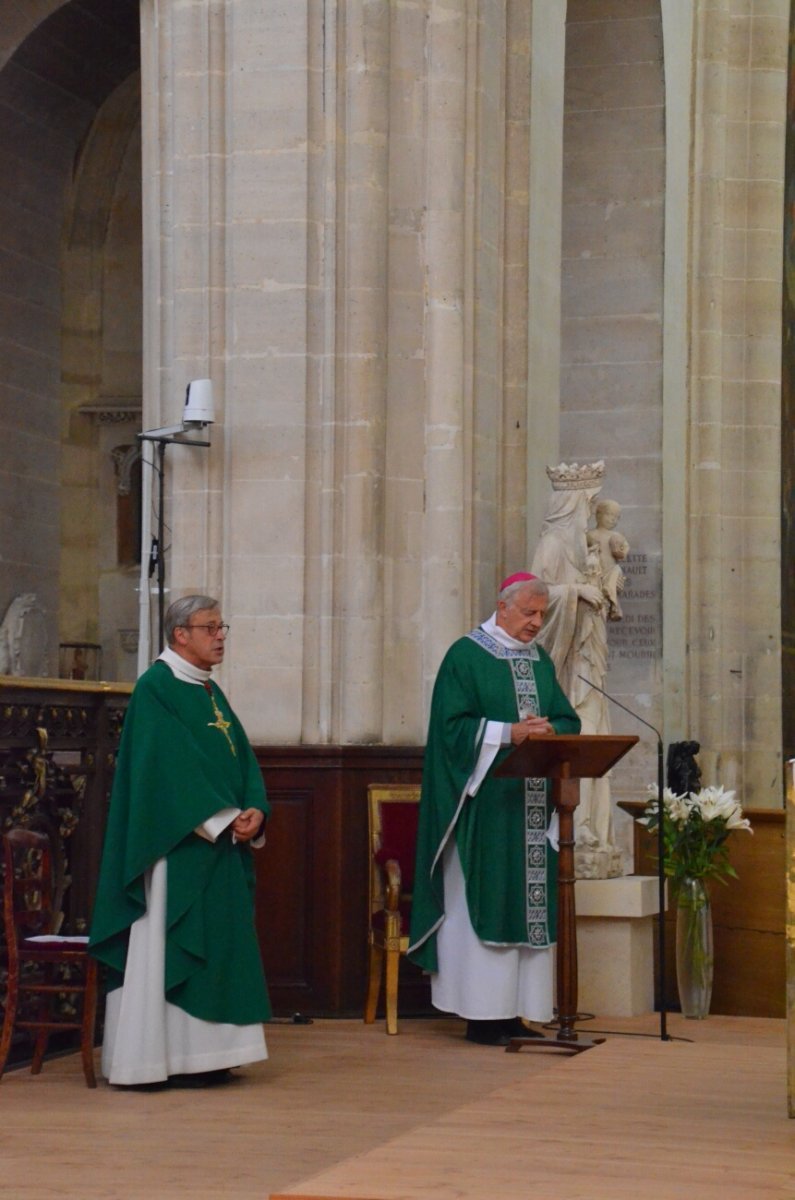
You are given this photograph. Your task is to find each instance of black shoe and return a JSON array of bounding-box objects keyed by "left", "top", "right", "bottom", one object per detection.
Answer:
[
  {"left": 465, "top": 1020, "right": 511, "bottom": 1046},
  {"left": 114, "top": 1080, "right": 169, "bottom": 1092},
  {"left": 168, "top": 1069, "right": 236, "bottom": 1088},
  {"left": 499, "top": 1017, "right": 545, "bottom": 1040}
]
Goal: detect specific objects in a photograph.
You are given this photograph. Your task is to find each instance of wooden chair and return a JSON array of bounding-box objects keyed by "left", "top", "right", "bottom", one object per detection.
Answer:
[
  {"left": 363, "top": 783, "right": 420, "bottom": 1034},
  {"left": 0, "top": 828, "right": 98, "bottom": 1087}
]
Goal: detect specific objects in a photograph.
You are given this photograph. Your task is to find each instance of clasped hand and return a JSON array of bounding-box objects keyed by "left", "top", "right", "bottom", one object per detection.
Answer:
[
  {"left": 510, "top": 715, "right": 554, "bottom": 744},
  {"left": 232, "top": 807, "right": 264, "bottom": 841}
]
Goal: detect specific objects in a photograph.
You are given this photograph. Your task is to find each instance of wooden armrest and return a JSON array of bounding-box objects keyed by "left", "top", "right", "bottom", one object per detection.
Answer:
[{"left": 384, "top": 859, "right": 402, "bottom": 911}]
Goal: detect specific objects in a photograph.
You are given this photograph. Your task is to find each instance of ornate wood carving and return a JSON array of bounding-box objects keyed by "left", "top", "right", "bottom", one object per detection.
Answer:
[{"left": 0, "top": 678, "right": 131, "bottom": 1061}]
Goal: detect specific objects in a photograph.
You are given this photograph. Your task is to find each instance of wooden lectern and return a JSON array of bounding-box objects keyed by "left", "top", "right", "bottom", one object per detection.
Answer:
[{"left": 495, "top": 733, "right": 638, "bottom": 1054}]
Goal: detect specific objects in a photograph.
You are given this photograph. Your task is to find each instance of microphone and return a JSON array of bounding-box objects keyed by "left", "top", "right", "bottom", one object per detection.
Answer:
[
  {"left": 576, "top": 674, "right": 662, "bottom": 742},
  {"left": 576, "top": 674, "right": 670, "bottom": 1042}
]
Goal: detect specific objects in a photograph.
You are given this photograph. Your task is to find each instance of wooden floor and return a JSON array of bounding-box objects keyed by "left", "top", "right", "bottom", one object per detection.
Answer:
[{"left": 0, "top": 1015, "right": 791, "bottom": 1199}]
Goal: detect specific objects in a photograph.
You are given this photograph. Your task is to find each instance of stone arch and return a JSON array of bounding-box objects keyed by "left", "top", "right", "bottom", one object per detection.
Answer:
[
  {"left": 59, "top": 70, "right": 143, "bottom": 681},
  {"left": 0, "top": 0, "right": 140, "bottom": 678},
  {"left": 0, "top": 1, "right": 66, "bottom": 71}
]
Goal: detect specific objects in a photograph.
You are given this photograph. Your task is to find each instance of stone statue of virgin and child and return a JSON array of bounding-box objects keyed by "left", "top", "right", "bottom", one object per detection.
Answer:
[{"left": 530, "top": 461, "right": 629, "bottom": 879}]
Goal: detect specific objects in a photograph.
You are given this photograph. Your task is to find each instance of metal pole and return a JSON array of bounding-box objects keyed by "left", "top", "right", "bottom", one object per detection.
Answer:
[
  {"left": 657, "top": 736, "right": 668, "bottom": 1040},
  {"left": 136, "top": 450, "right": 154, "bottom": 676},
  {"left": 157, "top": 440, "right": 166, "bottom": 654},
  {"left": 576, "top": 675, "right": 670, "bottom": 1040}
]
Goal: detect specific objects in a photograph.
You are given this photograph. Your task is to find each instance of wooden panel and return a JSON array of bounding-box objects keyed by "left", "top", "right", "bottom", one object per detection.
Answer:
[
  {"left": 711, "top": 928, "right": 785, "bottom": 1016},
  {"left": 255, "top": 791, "right": 313, "bottom": 996},
  {"left": 253, "top": 746, "right": 426, "bottom": 1018},
  {"left": 708, "top": 811, "right": 785, "bottom": 930},
  {"left": 621, "top": 802, "right": 785, "bottom": 1017}
]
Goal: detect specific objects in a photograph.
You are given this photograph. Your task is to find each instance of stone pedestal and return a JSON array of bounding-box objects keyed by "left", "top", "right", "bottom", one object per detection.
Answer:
[{"left": 575, "top": 875, "right": 663, "bottom": 1018}]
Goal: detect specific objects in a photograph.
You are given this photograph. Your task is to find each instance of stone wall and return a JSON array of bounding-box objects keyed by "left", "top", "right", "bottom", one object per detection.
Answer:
[
  {"left": 559, "top": 1, "right": 666, "bottom": 803},
  {"left": 135, "top": 0, "right": 788, "bottom": 815},
  {"left": 141, "top": 0, "right": 552, "bottom": 744},
  {"left": 0, "top": 0, "right": 786, "bottom": 815},
  {"left": 553, "top": 0, "right": 786, "bottom": 812}
]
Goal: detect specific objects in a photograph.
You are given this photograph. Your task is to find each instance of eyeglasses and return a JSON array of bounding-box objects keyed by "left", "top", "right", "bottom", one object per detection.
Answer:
[{"left": 183, "top": 622, "right": 230, "bottom": 637}]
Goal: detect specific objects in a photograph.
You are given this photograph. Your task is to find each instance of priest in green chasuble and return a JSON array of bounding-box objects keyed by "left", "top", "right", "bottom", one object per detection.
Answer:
[
  {"left": 408, "top": 574, "right": 580, "bottom": 1046},
  {"left": 89, "top": 595, "right": 271, "bottom": 1086}
]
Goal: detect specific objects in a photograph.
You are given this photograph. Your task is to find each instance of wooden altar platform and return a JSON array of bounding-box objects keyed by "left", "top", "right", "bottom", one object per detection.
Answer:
[{"left": 0, "top": 1015, "right": 790, "bottom": 1199}]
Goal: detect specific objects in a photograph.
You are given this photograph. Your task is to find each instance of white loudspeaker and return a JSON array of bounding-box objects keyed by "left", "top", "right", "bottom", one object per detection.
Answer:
[{"left": 184, "top": 379, "right": 215, "bottom": 425}]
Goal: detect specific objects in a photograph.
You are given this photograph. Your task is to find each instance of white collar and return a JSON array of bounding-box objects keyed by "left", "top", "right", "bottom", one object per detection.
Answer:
[
  {"left": 159, "top": 645, "right": 212, "bottom": 686},
  {"left": 481, "top": 612, "right": 537, "bottom": 651}
]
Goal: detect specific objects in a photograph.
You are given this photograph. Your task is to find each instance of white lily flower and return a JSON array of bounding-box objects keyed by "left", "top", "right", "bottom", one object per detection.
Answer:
[
  {"left": 644, "top": 784, "right": 692, "bottom": 828},
  {"left": 643, "top": 777, "right": 752, "bottom": 885},
  {"left": 692, "top": 786, "right": 732, "bottom": 821},
  {"left": 688, "top": 786, "right": 751, "bottom": 833},
  {"left": 646, "top": 783, "right": 687, "bottom": 806},
  {"left": 667, "top": 794, "right": 693, "bottom": 826},
  {"left": 723, "top": 806, "right": 753, "bottom": 833}
]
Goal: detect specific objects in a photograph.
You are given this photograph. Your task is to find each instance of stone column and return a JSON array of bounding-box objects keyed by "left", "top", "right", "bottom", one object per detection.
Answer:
[
  {"left": 421, "top": 0, "right": 472, "bottom": 714},
  {"left": 525, "top": 0, "right": 566, "bottom": 549},
  {"left": 501, "top": 0, "right": 532, "bottom": 577},
  {"left": 332, "top": 0, "right": 391, "bottom": 743},
  {"left": 660, "top": 0, "right": 694, "bottom": 744},
  {"left": 381, "top": 0, "right": 428, "bottom": 743},
  {"left": 302, "top": 0, "right": 338, "bottom": 743},
  {"left": 140, "top": 0, "right": 314, "bottom": 739},
  {"left": 687, "top": 0, "right": 785, "bottom": 803},
  {"left": 140, "top": 0, "right": 225, "bottom": 609},
  {"left": 469, "top": 0, "right": 507, "bottom": 620},
  {"left": 221, "top": 1, "right": 312, "bottom": 738}
]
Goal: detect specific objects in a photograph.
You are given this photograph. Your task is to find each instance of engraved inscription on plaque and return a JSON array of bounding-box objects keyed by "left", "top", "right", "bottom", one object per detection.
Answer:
[{"left": 607, "top": 552, "right": 661, "bottom": 665}]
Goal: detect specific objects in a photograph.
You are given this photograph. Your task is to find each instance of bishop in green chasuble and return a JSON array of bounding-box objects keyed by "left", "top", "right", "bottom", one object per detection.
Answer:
[
  {"left": 408, "top": 576, "right": 579, "bottom": 1041},
  {"left": 89, "top": 597, "right": 271, "bottom": 1085}
]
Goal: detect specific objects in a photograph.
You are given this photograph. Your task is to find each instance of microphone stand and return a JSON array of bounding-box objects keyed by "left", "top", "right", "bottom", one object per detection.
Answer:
[{"left": 576, "top": 675, "right": 670, "bottom": 1042}]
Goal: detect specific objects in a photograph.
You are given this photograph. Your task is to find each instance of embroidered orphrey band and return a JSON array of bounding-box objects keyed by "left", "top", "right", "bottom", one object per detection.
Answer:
[
  {"left": 466, "top": 628, "right": 550, "bottom": 948},
  {"left": 508, "top": 656, "right": 550, "bottom": 948}
]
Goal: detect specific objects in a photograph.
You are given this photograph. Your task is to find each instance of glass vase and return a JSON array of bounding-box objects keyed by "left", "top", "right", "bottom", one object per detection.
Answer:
[{"left": 675, "top": 876, "right": 713, "bottom": 1019}]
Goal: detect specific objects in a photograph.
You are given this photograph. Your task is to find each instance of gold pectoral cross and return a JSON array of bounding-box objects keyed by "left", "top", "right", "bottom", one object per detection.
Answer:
[{"left": 204, "top": 682, "right": 236, "bottom": 756}]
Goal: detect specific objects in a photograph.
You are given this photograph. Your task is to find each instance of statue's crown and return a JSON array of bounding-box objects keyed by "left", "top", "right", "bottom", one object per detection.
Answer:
[{"left": 546, "top": 460, "right": 605, "bottom": 491}]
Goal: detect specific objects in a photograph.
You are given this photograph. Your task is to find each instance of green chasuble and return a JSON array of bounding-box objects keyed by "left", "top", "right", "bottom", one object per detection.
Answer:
[
  {"left": 407, "top": 627, "right": 580, "bottom": 973},
  {"left": 89, "top": 660, "right": 271, "bottom": 1025}
]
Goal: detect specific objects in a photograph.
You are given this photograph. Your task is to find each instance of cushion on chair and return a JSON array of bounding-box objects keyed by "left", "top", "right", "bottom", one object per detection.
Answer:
[
  {"left": 23, "top": 935, "right": 90, "bottom": 950},
  {"left": 374, "top": 802, "right": 420, "bottom": 891}
]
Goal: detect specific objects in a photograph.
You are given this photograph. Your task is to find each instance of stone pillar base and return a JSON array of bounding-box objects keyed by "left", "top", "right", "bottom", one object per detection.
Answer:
[{"left": 574, "top": 875, "right": 663, "bottom": 1018}]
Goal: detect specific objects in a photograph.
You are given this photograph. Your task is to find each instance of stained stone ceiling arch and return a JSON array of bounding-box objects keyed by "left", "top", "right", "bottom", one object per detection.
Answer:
[
  {"left": 6, "top": 0, "right": 139, "bottom": 108},
  {"left": 0, "top": 0, "right": 141, "bottom": 659}
]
